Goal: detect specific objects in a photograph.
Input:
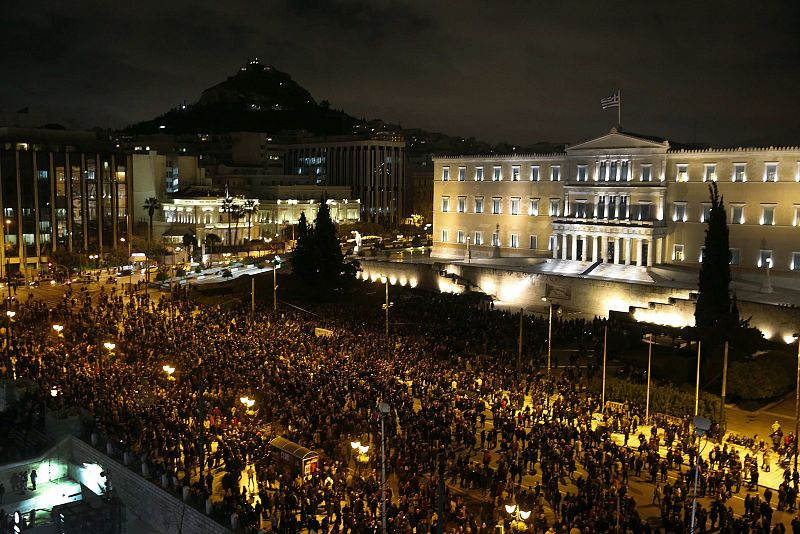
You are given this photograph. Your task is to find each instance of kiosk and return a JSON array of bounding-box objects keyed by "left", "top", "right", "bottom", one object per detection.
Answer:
[{"left": 269, "top": 437, "right": 319, "bottom": 477}]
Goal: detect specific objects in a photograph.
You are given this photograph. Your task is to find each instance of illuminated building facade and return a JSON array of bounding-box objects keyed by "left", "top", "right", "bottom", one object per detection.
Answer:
[
  {"left": 0, "top": 128, "right": 132, "bottom": 276},
  {"left": 433, "top": 129, "right": 800, "bottom": 275}
]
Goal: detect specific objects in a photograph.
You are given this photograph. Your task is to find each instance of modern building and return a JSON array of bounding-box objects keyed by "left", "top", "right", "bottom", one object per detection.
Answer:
[
  {"left": 433, "top": 129, "right": 800, "bottom": 275},
  {"left": 0, "top": 127, "right": 132, "bottom": 276}
]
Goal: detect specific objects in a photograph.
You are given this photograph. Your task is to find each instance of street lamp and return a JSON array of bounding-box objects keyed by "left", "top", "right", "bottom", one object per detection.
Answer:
[
  {"left": 540, "top": 297, "right": 561, "bottom": 378},
  {"left": 272, "top": 258, "right": 280, "bottom": 313},
  {"left": 378, "top": 401, "right": 390, "bottom": 534},
  {"left": 350, "top": 440, "right": 370, "bottom": 472},
  {"left": 381, "top": 276, "right": 393, "bottom": 341},
  {"left": 504, "top": 504, "right": 532, "bottom": 532},
  {"left": 690, "top": 416, "right": 711, "bottom": 533},
  {"left": 52, "top": 324, "right": 64, "bottom": 337},
  {"left": 163, "top": 364, "right": 176, "bottom": 381},
  {"left": 643, "top": 333, "right": 655, "bottom": 423},
  {"left": 6, "top": 310, "right": 15, "bottom": 349},
  {"left": 239, "top": 396, "right": 255, "bottom": 415}
]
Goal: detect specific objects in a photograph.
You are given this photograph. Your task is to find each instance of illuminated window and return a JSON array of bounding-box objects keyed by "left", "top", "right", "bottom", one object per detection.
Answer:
[
  {"left": 510, "top": 197, "right": 520, "bottom": 215},
  {"left": 441, "top": 196, "right": 450, "bottom": 213},
  {"left": 529, "top": 198, "right": 539, "bottom": 216},
  {"left": 549, "top": 199, "right": 560, "bottom": 216},
  {"left": 620, "top": 160, "right": 630, "bottom": 181},
  {"left": 733, "top": 163, "right": 746, "bottom": 182},
  {"left": 549, "top": 235, "right": 557, "bottom": 251},
  {"left": 641, "top": 164, "right": 652, "bottom": 182},
  {"left": 792, "top": 252, "right": 800, "bottom": 270},
  {"left": 700, "top": 203, "right": 711, "bottom": 223},
  {"left": 676, "top": 164, "right": 688, "bottom": 182},
  {"left": 730, "top": 248, "right": 740, "bottom": 265},
  {"left": 475, "top": 197, "right": 484, "bottom": 214},
  {"left": 758, "top": 249, "right": 773, "bottom": 268},
  {"left": 672, "top": 244, "right": 685, "bottom": 262},
  {"left": 475, "top": 166, "right": 484, "bottom": 181},
  {"left": 731, "top": 205, "right": 745, "bottom": 224},
  {"left": 457, "top": 230, "right": 465, "bottom": 244},
  {"left": 458, "top": 167, "right": 466, "bottom": 181},
  {"left": 442, "top": 166, "right": 450, "bottom": 181},
  {"left": 493, "top": 166, "right": 502, "bottom": 181},
  {"left": 511, "top": 165, "right": 520, "bottom": 181},
  {"left": 577, "top": 165, "right": 588, "bottom": 182},
  {"left": 491, "top": 232, "right": 500, "bottom": 247},
  {"left": 703, "top": 164, "right": 717, "bottom": 182},
  {"left": 761, "top": 205, "right": 775, "bottom": 225},
  {"left": 441, "top": 229, "right": 449, "bottom": 242},
  {"left": 491, "top": 197, "right": 501, "bottom": 214},
  {"left": 457, "top": 196, "right": 466, "bottom": 213},
  {"left": 765, "top": 163, "right": 778, "bottom": 182},
  {"left": 510, "top": 234, "right": 519, "bottom": 248},
  {"left": 551, "top": 166, "right": 561, "bottom": 182},
  {"left": 530, "top": 165, "right": 540, "bottom": 181},
  {"left": 529, "top": 235, "right": 538, "bottom": 249},
  {"left": 673, "top": 202, "right": 687, "bottom": 222},
  {"left": 474, "top": 231, "right": 483, "bottom": 245},
  {"left": 598, "top": 161, "right": 607, "bottom": 181}
]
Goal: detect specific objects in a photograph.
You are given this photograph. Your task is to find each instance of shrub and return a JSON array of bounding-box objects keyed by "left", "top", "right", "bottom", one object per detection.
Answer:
[
  {"left": 155, "top": 272, "right": 168, "bottom": 282},
  {"left": 176, "top": 268, "right": 186, "bottom": 277},
  {"left": 727, "top": 350, "right": 795, "bottom": 400}
]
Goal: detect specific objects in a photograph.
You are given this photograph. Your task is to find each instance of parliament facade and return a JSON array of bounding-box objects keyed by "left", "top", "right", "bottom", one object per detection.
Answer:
[{"left": 433, "top": 129, "right": 800, "bottom": 274}]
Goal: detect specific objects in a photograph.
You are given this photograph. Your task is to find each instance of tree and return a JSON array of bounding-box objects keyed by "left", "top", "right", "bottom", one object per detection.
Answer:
[
  {"left": 182, "top": 232, "right": 196, "bottom": 261},
  {"left": 313, "top": 201, "right": 345, "bottom": 286},
  {"left": 205, "top": 233, "right": 222, "bottom": 261},
  {"left": 243, "top": 199, "right": 258, "bottom": 242},
  {"left": 221, "top": 196, "right": 235, "bottom": 247},
  {"left": 143, "top": 197, "right": 161, "bottom": 241},
  {"left": 291, "top": 212, "right": 315, "bottom": 280},
  {"left": 695, "top": 182, "right": 737, "bottom": 335}
]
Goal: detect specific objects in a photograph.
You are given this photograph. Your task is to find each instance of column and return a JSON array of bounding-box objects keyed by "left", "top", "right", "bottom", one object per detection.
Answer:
[
  {"left": 655, "top": 237, "right": 663, "bottom": 264},
  {"left": 561, "top": 234, "right": 568, "bottom": 260},
  {"left": 582, "top": 236, "right": 589, "bottom": 261},
  {"left": 571, "top": 233, "right": 578, "bottom": 260},
  {"left": 625, "top": 238, "right": 632, "bottom": 266},
  {"left": 600, "top": 235, "right": 607, "bottom": 262},
  {"left": 592, "top": 235, "right": 599, "bottom": 262},
  {"left": 646, "top": 239, "right": 654, "bottom": 267},
  {"left": 636, "top": 238, "right": 644, "bottom": 267},
  {"left": 552, "top": 234, "right": 559, "bottom": 259}
]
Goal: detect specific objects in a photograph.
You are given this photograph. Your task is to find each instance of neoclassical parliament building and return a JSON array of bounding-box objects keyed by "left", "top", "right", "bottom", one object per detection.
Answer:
[{"left": 433, "top": 129, "right": 800, "bottom": 276}]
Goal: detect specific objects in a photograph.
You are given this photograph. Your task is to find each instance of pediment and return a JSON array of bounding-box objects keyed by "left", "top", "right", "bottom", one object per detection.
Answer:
[{"left": 567, "top": 129, "right": 669, "bottom": 152}]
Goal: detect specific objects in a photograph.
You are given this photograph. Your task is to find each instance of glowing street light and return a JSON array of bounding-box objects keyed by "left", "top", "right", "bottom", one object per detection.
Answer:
[
  {"left": 50, "top": 386, "right": 59, "bottom": 397},
  {"left": 6, "top": 310, "right": 15, "bottom": 319},
  {"left": 163, "top": 365, "right": 176, "bottom": 380},
  {"left": 505, "top": 504, "right": 532, "bottom": 531},
  {"left": 52, "top": 324, "right": 64, "bottom": 335},
  {"left": 103, "top": 342, "right": 116, "bottom": 351}
]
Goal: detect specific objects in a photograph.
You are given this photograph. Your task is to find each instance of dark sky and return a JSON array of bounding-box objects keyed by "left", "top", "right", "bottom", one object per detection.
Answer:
[{"left": 2, "top": 0, "right": 799, "bottom": 147}]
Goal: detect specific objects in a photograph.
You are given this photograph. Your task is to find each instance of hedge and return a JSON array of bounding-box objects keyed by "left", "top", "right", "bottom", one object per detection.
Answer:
[{"left": 726, "top": 351, "right": 796, "bottom": 400}]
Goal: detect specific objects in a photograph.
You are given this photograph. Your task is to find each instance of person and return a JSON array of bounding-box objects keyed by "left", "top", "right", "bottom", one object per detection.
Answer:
[{"left": 30, "top": 469, "right": 36, "bottom": 491}]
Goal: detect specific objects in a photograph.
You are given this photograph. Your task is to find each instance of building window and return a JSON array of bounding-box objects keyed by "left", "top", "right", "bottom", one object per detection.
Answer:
[
  {"left": 551, "top": 165, "right": 561, "bottom": 181},
  {"left": 676, "top": 164, "right": 688, "bottom": 182},
  {"left": 529, "top": 235, "right": 538, "bottom": 249},
  {"left": 492, "top": 232, "right": 500, "bottom": 247},
  {"left": 730, "top": 248, "right": 741, "bottom": 265},
  {"left": 598, "top": 161, "right": 607, "bottom": 181},
  {"left": 794, "top": 205, "right": 800, "bottom": 226},
  {"left": 641, "top": 164, "right": 652, "bottom": 182},
  {"left": 511, "top": 165, "right": 520, "bottom": 181},
  {"left": 493, "top": 166, "right": 502, "bottom": 181},
  {"left": 549, "top": 235, "right": 557, "bottom": 252},
  {"left": 491, "top": 197, "right": 501, "bottom": 214},
  {"left": 765, "top": 162, "right": 778, "bottom": 182},
  {"left": 529, "top": 198, "right": 539, "bottom": 216},
  {"left": 475, "top": 166, "right": 484, "bottom": 181},
  {"left": 549, "top": 199, "right": 560, "bottom": 216},
  {"left": 672, "top": 244, "right": 685, "bottom": 262},
  {"left": 475, "top": 197, "right": 484, "bottom": 214},
  {"left": 442, "top": 166, "right": 450, "bottom": 181},
  {"left": 530, "top": 165, "right": 540, "bottom": 181},
  {"left": 700, "top": 203, "right": 711, "bottom": 223},
  {"left": 620, "top": 160, "right": 630, "bottom": 181},
  {"left": 510, "top": 234, "right": 519, "bottom": 248},
  {"left": 699, "top": 246, "right": 706, "bottom": 263},
  {"left": 731, "top": 205, "right": 745, "bottom": 224},
  {"left": 577, "top": 165, "right": 588, "bottom": 182},
  {"left": 792, "top": 252, "right": 800, "bottom": 270},
  {"left": 758, "top": 249, "right": 773, "bottom": 268},
  {"left": 457, "top": 230, "right": 465, "bottom": 244},
  {"left": 704, "top": 164, "right": 717, "bottom": 182},
  {"left": 673, "top": 202, "right": 687, "bottom": 222},
  {"left": 574, "top": 200, "right": 589, "bottom": 218},
  {"left": 441, "top": 229, "right": 449, "bottom": 242},
  {"left": 458, "top": 166, "right": 466, "bottom": 181},
  {"left": 441, "top": 196, "right": 450, "bottom": 213},
  {"left": 733, "top": 163, "right": 746, "bottom": 182},
  {"left": 511, "top": 197, "right": 520, "bottom": 215},
  {"left": 761, "top": 205, "right": 775, "bottom": 225},
  {"left": 474, "top": 231, "right": 483, "bottom": 245},
  {"left": 457, "top": 196, "right": 466, "bottom": 213}
]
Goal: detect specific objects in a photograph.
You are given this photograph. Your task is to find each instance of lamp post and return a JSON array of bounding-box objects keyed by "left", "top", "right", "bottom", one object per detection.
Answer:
[
  {"left": 162, "top": 364, "right": 176, "bottom": 381},
  {"left": 504, "top": 504, "right": 531, "bottom": 532},
  {"left": 6, "top": 310, "right": 15, "bottom": 350},
  {"left": 794, "top": 332, "right": 800, "bottom": 484},
  {"left": 98, "top": 341, "right": 116, "bottom": 416},
  {"left": 239, "top": 396, "right": 255, "bottom": 416},
  {"left": 378, "top": 401, "right": 390, "bottom": 534},
  {"left": 691, "top": 416, "right": 711, "bottom": 533},
  {"left": 643, "top": 333, "right": 655, "bottom": 423},
  {"left": 52, "top": 324, "right": 64, "bottom": 338},
  {"left": 381, "top": 276, "right": 392, "bottom": 341},
  {"left": 540, "top": 297, "right": 561, "bottom": 378},
  {"left": 272, "top": 258, "right": 280, "bottom": 313},
  {"left": 465, "top": 235, "right": 471, "bottom": 263},
  {"left": 350, "top": 440, "right": 370, "bottom": 474},
  {"left": 695, "top": 340, "right": 702, "bottom": 416}
]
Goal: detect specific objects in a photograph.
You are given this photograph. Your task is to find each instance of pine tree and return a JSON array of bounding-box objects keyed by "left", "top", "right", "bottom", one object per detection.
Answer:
[
  {"left": 291, "top": 212, "right": 316, "bottom": 280},
  {"left": 695, "top": 182, "right": 736, "bottom": 332},
  {"left": 313, "top": 202, "right": 344, "bottom": 286}
]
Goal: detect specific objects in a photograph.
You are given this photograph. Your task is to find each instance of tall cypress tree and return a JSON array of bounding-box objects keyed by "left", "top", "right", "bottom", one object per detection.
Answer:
[
  {"left": 695, "top": 182, "right": 735, "bottom": 332},
  {"left": 291, "top": 211, "right": 316, "bottom": 280},
  {"left": 313, "top": 202, "right": 344, "bottom": 286}
]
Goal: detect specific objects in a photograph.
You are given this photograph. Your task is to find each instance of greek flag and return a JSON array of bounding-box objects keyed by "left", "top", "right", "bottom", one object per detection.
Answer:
[{"left": 601, "top": 92, "right": 620, "bottom": 110}]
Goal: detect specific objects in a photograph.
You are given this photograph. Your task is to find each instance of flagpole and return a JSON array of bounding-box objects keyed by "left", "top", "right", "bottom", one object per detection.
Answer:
[{"left": 617, "top": 90, "right": 621, "bottom": 129}]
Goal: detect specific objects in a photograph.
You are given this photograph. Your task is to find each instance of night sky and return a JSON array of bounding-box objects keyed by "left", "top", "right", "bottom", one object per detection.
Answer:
[{"left": 3, "top": 1, "right": 799, "bottom": 147}]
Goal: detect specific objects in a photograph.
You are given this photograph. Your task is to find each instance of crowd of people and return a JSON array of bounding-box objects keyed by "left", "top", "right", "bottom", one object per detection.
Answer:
[{"left": 0, "top": 286, "right": 797, "bottom": 533}]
